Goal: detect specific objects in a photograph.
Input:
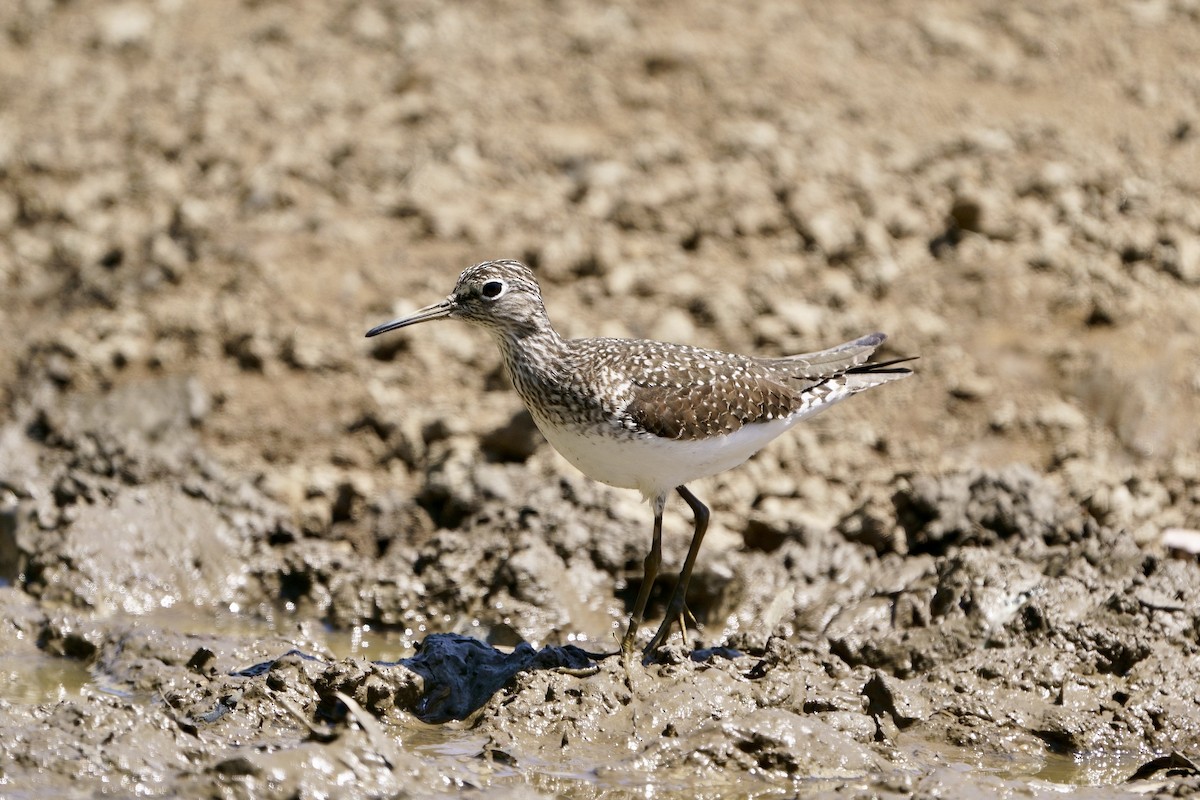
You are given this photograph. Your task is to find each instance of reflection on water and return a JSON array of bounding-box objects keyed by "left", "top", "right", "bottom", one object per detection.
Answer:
[
  {"left": 0, "top": 601, "right": 425, "bottom": 705},
  {"left": 0, "top": 653, "right": 92, "bottom": 704},
  {"left": 900, "top": 737, "right": 1146, "bottom": 788},
  {"left": 327, "top": 618, "right": 417, "bottom": 663},
  {"left": 1032, "top": 751, "right": 1145, "bottom": 787}
]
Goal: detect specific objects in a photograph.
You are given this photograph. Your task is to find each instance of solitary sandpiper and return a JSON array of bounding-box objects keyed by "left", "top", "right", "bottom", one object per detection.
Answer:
[{"left": 366, "top": 259, "right": 913, "bottom": 658}]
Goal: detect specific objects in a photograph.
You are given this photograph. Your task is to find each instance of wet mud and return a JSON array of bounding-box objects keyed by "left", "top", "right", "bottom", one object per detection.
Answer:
[{"left": 2, "top": 0, "right": 1200, "bottom": 797}]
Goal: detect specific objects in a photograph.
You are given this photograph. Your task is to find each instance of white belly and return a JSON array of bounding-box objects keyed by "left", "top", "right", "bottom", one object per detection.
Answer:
[{"left": 533, "top": 414, "right": 803, "bottom": 502}]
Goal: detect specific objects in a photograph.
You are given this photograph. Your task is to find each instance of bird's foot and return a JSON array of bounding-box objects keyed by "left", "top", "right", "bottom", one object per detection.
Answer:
[{"left": 641, "top": 600, "right": 700, "bottom": 659}]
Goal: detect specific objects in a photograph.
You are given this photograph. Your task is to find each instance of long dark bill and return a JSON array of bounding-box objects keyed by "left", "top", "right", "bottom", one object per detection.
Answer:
[{"left": 365, "top": 298, "right": 455, "bottom": 338}]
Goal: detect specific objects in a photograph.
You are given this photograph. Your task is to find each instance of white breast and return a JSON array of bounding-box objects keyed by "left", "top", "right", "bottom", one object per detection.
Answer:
[{"left": 533, "top": 412, "right": 806, "bottom": 503}]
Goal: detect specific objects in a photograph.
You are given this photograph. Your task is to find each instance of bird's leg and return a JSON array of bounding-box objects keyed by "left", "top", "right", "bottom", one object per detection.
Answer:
[
  {"left": 621, "top": 497, "right": 665, "bottom": 656},
  {"left": 644, "top": 486, "right": 710, "bottom": 655}
]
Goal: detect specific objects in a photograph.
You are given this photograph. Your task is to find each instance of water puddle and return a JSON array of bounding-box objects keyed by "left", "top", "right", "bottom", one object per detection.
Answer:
[
  {"left": 0, "top": 651, "right": 93, "bottom": 704},
  {"left": 0, "top": 602, "right": 427, "bottom": 705},
  {"left": 899, "top": 737, "right": 1146, "bottom": 789},
  {"left": 0, "top": 602, "right": 1165, "bottom": 797},
  {"left": 1031, "top": 751, "right": 1146, "bottom": 786}
]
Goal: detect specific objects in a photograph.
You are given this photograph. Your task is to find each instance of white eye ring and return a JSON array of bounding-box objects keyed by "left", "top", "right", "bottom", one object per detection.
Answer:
[{"left": 480, "top": 280, "right": 506, "bottom": 300}]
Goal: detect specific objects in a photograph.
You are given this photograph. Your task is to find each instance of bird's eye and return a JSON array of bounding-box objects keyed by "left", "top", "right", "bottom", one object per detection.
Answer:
[{"left": 481, "top": 280, "right": 505, "bottom": 299}]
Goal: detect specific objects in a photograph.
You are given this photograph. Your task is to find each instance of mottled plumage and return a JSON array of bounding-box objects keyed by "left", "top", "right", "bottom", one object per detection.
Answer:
[{"left": 366, "top": 259, "right": 913, "bottom": 658}]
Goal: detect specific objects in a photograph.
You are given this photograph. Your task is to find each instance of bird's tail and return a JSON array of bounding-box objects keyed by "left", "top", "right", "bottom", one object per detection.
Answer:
[
  {"left": 839, "top": 355, "right": 916, "bottom": 393},
  {"left": 770, "top": 332, "right": 914, "bottom": 382}
]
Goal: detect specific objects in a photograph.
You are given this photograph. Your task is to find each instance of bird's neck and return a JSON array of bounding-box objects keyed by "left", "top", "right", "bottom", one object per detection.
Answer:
[
  {"left": 491, "top": 318, "right": 570, "bottom": 402},
  {"left": 493, "top": 317, "right": 565, "bottom": 363}
]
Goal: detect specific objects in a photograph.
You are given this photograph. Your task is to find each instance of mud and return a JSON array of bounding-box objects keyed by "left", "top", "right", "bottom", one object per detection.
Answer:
[{"left": 2, "top": 0, "right": 1200, "bottom": 797}]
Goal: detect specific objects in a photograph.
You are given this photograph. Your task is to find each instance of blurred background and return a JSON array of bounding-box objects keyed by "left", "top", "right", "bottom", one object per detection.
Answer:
[{"left": 3, "top": 0, "right": 1197, "bottom": 545}]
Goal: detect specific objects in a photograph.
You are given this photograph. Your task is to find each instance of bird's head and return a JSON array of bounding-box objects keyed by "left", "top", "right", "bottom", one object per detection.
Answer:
[{"left": 365, "top": 259, "right": 548, "bottom": 338}]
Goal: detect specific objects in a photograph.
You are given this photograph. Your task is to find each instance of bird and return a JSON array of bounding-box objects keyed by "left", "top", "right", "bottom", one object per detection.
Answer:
[{"left": 366, "top": 259, "right": 913, "bottom": 658}]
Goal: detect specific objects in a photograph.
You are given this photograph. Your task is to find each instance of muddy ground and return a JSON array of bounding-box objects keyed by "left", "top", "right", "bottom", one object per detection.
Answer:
[{"left": 2, "top": 0, "right": 1200, "bottom": 797}]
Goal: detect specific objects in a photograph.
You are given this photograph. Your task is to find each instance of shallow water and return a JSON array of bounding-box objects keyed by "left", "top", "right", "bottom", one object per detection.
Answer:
[
  {"left": 0, "top": 589, "right": 1187, "bottom": 799},
  {"left": 0, "top": 651, "right": 91, "bottom": 705}
]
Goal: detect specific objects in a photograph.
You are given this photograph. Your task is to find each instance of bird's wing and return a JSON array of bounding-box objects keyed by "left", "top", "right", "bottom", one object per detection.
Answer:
[
  {"left": 625, "top": 374, "right": 799, "bottom": 440},
  {"left": 591, "top": 340, "right": 800, "bottom": 440}
]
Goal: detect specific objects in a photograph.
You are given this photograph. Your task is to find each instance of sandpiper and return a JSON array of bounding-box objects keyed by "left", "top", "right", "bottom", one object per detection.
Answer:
[{"left": 366, "top": 259, "right": 912, "bottom": 657}]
